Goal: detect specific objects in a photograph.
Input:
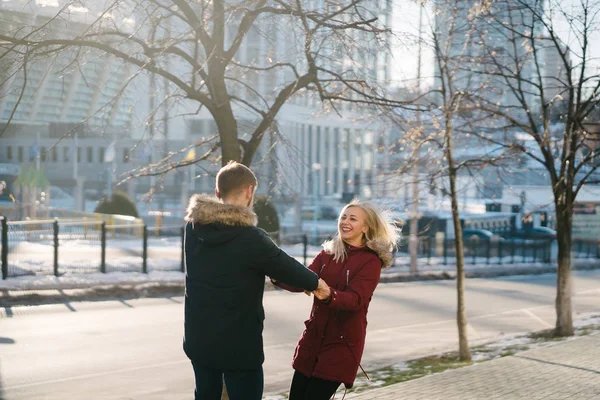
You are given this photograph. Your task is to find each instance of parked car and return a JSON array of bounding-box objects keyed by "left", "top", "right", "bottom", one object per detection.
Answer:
[
  {"left": 462, "top": 228, "right": 495, "bottom": 241},
  {"left": 511, "top": 227, "right": 557, "bottom": 240}
]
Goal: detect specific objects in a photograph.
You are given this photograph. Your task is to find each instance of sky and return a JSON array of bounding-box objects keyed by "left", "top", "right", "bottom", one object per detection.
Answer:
[
  {"left": 388, "top": 0, "right": 600, "bottom": 90},
  {"left": 389, "top": 0, "right": 435, "bottom": 89}
]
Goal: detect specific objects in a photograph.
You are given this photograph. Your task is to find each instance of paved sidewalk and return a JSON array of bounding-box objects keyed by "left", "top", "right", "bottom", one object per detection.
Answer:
[{"left": 352, "top": 334, "right": 600, "bottom": 400}]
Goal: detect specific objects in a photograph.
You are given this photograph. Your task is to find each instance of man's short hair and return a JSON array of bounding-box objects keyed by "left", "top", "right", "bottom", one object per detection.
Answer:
[{"left": 216, "top": 161, "right": 258, "bottom": 199}]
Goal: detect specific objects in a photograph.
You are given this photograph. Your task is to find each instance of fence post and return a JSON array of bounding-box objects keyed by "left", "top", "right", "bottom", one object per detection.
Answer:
[
  {"left": 180, "top": 226, "right": 185, "bottom": 273},
  {"left": 53, "top": 219, "right": 59, "bottom": 277},
  {"left": 510, "top": 238, "right": 515, "bottom": 264},
  {"left": 498, "top": 239, "right": 503, "bottom": 264},
  {"left": 100, "top": 222, "right": 106, "bottom": 273},
  {"left": 443, "top": 237, "right": 448, "bottom": 265},
  {"left": 142, "top": 224, "right": 148, "bottom": 274},
  {"left": 427, "top": 237, "right": 432, "bottom": 265},
  {"left": 142, "top": 225, "right": 148, "bottom": 274},
  {"left": 303, "top": 234, "right": 308, "bottom": 266},
  {"left": 587, "top": 240, "right": 592, "bottom": 259},
  {"left": 1, "top": 217, "right": 7, "bottom": 279}
]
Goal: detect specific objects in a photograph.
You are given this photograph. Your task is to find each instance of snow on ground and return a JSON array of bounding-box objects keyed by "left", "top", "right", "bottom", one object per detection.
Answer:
[
  {"left": 0, "top": 271, "right": 184, "bottom": 290},
  {"left": 3, "top": 236, "right": 600, "bottom": 291}
]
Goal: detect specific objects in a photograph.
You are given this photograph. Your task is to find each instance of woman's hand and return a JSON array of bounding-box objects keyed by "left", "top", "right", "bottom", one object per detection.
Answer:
[{"left": 314, "top": 278, "right": 331, "bottom": 301}]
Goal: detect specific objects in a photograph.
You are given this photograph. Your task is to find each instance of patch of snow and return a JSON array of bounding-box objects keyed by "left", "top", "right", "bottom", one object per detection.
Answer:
[
  {"left": 262, "top": 395, "right": 287, "bottom": 400},
  {"left": 0, "top": 271, "right": 184, "bottom": 290}
]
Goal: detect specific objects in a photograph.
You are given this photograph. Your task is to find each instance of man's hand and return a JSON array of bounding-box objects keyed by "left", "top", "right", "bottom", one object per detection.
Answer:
[{"left": 313, "top": 278, "right": 331, "bottom": 301}]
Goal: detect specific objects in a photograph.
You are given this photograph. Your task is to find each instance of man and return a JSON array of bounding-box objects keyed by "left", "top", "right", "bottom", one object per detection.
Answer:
[{"left": 183, "top": 161, "right": 327, "bottom": 400}]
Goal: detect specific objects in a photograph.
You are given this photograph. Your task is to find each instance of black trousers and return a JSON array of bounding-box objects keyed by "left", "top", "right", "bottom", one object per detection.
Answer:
[
  {"left": 191, "top": 361, "right": 263, "bottom": 400},
  {"left": 288, "top": 370, "right": 341, "bottom": 400}
]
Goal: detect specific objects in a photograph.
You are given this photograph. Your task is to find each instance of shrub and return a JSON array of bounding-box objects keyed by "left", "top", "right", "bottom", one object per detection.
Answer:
[
  {"left": 95, "top": 190, "right": 138, "bottom": 218},
  {"left": 254, "top": 195, "right": 280, "bottom": 238}
]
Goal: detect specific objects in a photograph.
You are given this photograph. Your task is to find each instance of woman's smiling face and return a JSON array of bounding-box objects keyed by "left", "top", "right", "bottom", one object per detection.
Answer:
[{"left": 338, "top": 206, "right": 368, "bottom": 246}]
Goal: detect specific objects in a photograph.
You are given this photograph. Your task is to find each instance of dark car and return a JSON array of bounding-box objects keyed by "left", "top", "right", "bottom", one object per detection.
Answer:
[
  {"left": 462, "top": 228, "right": 495, "bottom": 241},
  {"left": 512, "top": 227, "right": 557, "bottom": 240}
]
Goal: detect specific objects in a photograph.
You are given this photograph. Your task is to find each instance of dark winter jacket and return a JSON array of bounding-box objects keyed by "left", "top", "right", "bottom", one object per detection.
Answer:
[
  {"left": 183, "top": 194, "right": 319, "bottom": 370},
  {"left": 279, "top": 239, "right": 392, "bottom": 388}
]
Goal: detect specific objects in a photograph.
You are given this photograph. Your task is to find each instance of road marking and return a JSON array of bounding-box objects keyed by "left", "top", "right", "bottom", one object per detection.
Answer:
[
  {"left": 522, "top": 309, "right": 553, "bottom": 328},
  {"left": 467, "top": 323, "right": 479, "bottom": 338},
  {"left": 4, "top": 360, "right": 188, "bottom": 390}
]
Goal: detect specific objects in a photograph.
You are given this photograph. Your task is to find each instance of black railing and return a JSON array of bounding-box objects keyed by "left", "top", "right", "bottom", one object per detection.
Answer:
[
  {"left": 0, "top": 217, "right": 185, "bottom": 278},
  {"left": 2, "top": 218, "right": 600, "bottom": 279}
]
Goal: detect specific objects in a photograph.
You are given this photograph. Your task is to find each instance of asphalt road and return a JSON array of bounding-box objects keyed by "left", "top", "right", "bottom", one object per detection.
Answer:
[{"left": 1, "top": 270, "right": 599, "bottom": 400}]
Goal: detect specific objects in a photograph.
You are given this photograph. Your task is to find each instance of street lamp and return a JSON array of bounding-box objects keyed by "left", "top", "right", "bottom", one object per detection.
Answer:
[{"left": 312, "top": 163, "right": 321, "bottom": 244}]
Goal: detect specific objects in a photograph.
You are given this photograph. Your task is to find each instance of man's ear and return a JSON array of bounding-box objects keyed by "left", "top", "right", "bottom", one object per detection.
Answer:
[
  {"left": 215, "top": 189, "right": 220, "bottom": 198},
  {"left": 246, "top": 185, "right": 254, "bottom": 199}
]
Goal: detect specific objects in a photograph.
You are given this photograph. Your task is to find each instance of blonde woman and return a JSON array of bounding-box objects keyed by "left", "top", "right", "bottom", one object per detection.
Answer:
[{"left": 276, "top": 199, "right": 400, "bottom": 400}]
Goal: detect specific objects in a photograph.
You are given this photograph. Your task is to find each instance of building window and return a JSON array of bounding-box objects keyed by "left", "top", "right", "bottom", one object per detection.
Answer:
[
  {"left": 41, "top": 147, "right": 47, "bottom": 162},
  {"left": 99, "top": 148, "right": 105, "bottom": 163},
  {"left": 122, "top": 149, "right": 128, "bottom": 163},
  {"left": 87, "top": 147, "right": 93, "bottom": 163},
  {"left": 63, "top": 147, "right": 70, "bottom": 162},
  {"left": 52, "top": 147, "right": 58, "bottom": 162},
  {"left": 18, "top": 146, "right": 23, "bottom": 162},
  {"left": 7, "top": 146, "right": 12, "bottom": 161}
]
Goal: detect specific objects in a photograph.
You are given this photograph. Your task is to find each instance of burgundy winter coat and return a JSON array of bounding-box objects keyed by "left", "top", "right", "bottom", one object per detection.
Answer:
[{"left": 279, "top": 239, "right": 392, "bottom": 388}]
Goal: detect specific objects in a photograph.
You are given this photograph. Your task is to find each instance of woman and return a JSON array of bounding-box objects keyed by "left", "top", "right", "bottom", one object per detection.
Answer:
[{"left": 277, "top": 199, "right": 400, "bottom": 400}]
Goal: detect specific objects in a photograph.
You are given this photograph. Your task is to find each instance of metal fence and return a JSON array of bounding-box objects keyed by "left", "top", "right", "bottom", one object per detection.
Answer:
[
  {"left": 393, "top": 235, "right": 600, "bottom": 267},
  {"left": 3, "top": 218, "right": 600, "bottom": 279},
  {"left": 1, "top": 217, "right": 184, "bottom": 279}
]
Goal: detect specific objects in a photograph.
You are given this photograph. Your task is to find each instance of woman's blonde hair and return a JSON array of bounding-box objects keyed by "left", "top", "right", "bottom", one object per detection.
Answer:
[{"left": 323, "top": 199, "right": 401, "bottom": 266}]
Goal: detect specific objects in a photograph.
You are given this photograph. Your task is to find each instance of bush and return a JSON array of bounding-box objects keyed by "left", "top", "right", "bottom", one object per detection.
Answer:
[
  {"left": 254, "top": 195, "right": 280, "bottom": 238},
  {"left": 95, "top": 190, "right": 139, "bottom": 218}
]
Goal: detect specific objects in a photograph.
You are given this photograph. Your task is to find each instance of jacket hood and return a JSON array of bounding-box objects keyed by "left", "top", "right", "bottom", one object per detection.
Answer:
[
  {"left": 323, "top": 238, "right": 394, "bottom": 269},
  {"left": 184, "top": 194, "right": 258, "bottom": 246},
  {"left": 185, "top": 194, "right": 257, "bottom": 227},
  {"left": 364, "top": 238, "right": 394, "bottom": 269}
]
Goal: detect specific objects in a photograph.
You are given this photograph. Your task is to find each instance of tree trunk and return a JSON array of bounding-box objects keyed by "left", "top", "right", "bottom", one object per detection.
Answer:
[
  {"left": 214, "top": 103, "right": 242, "bottom": 166},
  {"left": 449, "top": 168, "right": 471, "bottom": 361},
  {"left": 445, "top": 120, "right": 471, "bottom": 361},
  {"left": 554, "top": 203, "right": 574, "bottom": 336}
]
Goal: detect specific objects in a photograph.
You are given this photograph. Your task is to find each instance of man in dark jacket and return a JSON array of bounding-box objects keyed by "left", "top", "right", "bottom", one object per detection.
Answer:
[{"left": 183, "top": 161, "right": 326, "bottom": 400}]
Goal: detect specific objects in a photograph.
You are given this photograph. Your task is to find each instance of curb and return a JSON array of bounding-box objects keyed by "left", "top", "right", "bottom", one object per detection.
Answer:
[
  {"left": 380, "top": 260, "right": 600, "bottom": 282},
  {"left": 3, "top": 261, "right": 600, "bottom": 307}
]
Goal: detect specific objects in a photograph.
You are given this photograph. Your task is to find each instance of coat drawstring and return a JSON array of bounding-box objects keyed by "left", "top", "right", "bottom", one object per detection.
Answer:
[{"left": 331, "top": 386, "right": 348, "bottom": 400}]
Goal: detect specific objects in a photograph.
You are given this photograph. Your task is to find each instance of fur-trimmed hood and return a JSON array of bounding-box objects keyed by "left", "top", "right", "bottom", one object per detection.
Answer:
[
  {"left": 364, "top": 238, "right": 394, "bottom": 269},
  {"left": 323, "top": 238, "right": 394, "bottom": 269},
  {"left": 185, "top": 194, "right": 257, "bottom": 227}
]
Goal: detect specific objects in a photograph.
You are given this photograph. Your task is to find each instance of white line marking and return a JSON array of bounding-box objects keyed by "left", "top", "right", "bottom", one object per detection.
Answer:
[
  {"left": 467, "top": 323, "right": 479, "bottom": 338},
  {"left": 4, "top": 360, "right": 188, "bottom": 390},
  {"left": 522, "top": 309, "right": 553, "bottom": 328}
]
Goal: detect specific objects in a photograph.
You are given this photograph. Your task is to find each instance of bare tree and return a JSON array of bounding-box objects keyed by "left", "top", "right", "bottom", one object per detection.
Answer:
[
  {"left": 464, "top": 0, "right": 600, "bottom": 336},
  {"left": 385, "top": 1, "right": 491, "bottom": 361},
  {"left": 0, "top": 0, "right": 405, "bottom": 173}
]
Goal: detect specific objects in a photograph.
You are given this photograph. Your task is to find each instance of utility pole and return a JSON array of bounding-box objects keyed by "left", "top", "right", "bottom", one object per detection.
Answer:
[{"left": 409, "top": 3, "right": 424, "bottom": 275}]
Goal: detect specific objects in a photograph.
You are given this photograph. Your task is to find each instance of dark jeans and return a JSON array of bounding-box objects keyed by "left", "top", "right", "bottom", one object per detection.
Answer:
[
  {"left": 191, "top": 361, "right": 263, "bottom": 400},
  {"left": 288, "top": 370, "right": 341, "bottom": 400}
]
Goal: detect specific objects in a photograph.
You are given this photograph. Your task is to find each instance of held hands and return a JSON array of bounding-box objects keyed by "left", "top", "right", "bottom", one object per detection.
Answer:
[{"left": 313, "top": 278, "right": 331, "bottom": 301}]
